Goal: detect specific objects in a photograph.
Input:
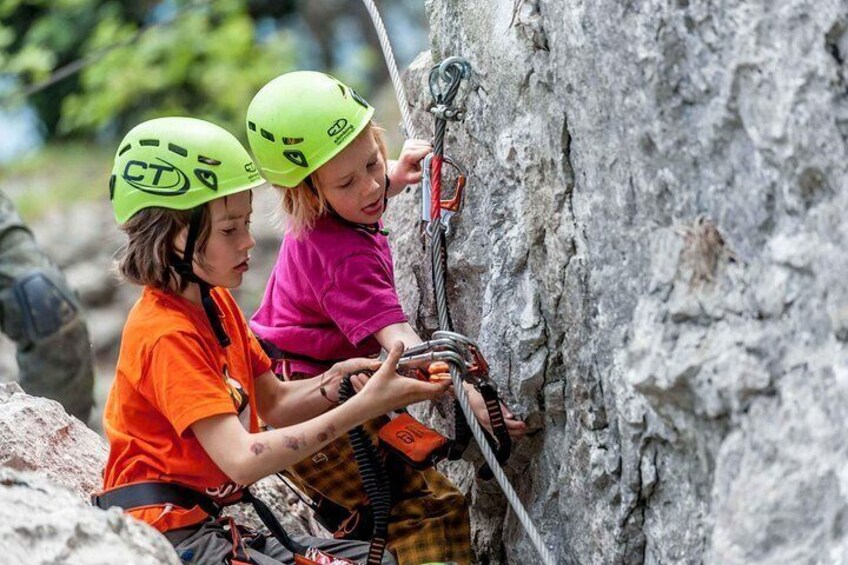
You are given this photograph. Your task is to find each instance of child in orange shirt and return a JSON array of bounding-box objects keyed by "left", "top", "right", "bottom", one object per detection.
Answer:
[{"left": 94, "top": 117, "right": 449, "bottom": 565}]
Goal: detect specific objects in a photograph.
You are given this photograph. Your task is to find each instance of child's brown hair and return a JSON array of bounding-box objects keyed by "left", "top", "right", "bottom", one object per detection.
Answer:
[{"left": 115, "top": 205, "right": 213, "bottom": 292}]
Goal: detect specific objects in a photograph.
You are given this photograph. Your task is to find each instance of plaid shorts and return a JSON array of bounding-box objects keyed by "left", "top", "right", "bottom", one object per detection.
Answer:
[{"left": 284, "top": 417, "right": 472, "bottom": 565}]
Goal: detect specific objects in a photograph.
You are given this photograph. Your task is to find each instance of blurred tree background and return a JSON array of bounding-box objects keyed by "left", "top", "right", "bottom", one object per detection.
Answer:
[
  {"left": 0, "top": 0, "right": 427, "bottom": 218},
  {"left": 0, "top": 0, "right": 429, "bottom": 429}
]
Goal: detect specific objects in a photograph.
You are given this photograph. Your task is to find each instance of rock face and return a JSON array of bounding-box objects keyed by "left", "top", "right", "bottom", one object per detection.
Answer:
[
  {"left": 0, "top": 468, "right": 181, "bottom": 565},
  {"left": 0, "top": 382, "right": 107, "bottom": 498},
  {"left": 0, "top": 383, "right": 181, "bottom": 564},
  {"left": 388, "top": 1, "right": 848, "bottom": 563}
]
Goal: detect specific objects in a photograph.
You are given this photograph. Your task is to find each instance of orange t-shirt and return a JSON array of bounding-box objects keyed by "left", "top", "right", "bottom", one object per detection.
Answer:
[{"left": 101, "top": 286, "right": 272, "bottom": 532}]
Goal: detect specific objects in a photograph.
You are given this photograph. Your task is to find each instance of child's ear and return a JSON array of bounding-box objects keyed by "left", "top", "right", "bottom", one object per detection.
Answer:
[{"left": 172, "top": 226, "right": 189, "bottom": 259}]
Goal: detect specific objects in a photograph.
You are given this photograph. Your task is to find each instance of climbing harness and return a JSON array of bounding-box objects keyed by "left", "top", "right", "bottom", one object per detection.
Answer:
[
  {"left": 331, "top": 331, "right": 514, "bottom": 565},
  {"left": 91, "top": 482, "right": 354, "bottom": 565},
  {"left": 331, "top": 332, "right": 496, "bottom": 565},
  {"left": 360, "top": 2, "right": 557, "bottom": 562}
]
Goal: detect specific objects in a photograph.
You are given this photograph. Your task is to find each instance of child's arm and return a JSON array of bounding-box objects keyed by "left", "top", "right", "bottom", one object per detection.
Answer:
[
  {"left": 386, "top": 139, "right": 432, "bottom": 197},
  {"left": 192, "top": 344, "right": 449, "bottom": 486},
  {"left": 254, "top": 357, "right": 383, "bottom": 428},
  {"left": 375, "top": 322, "right": 422, "bottom": 348},
  {"left": 375, "top": 322, "right": 527, "bottom": 440}
]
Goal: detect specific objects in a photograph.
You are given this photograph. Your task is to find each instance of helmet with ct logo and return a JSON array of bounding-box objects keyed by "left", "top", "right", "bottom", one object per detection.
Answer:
[{"left": 110, "top": 117, "right": 264, "bottom": 224}]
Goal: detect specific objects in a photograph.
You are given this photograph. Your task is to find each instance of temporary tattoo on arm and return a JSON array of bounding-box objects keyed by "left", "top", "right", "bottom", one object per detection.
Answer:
[
  {"left": 250, "top": 442, "right": 270, "bottom": 456},
  {"left": 317, "top": 424, "right": 337, "bottom": 443},
  {"left": 283, "top": 434, "right": 307, "bottom": 451}
]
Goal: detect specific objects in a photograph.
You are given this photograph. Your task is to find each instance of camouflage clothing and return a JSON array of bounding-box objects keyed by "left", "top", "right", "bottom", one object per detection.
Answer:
[{"left": 0, "top": 190, "right": 94, "bottom": 421}]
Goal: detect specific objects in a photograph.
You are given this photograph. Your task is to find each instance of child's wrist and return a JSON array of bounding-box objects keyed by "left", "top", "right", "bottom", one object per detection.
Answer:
[{"left": 319, "top": 371, "right": 339, "bottom": 405}]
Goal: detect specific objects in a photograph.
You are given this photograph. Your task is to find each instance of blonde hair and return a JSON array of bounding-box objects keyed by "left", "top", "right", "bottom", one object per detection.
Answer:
[{"left": 278, "top": 122, "right": 389, "bottom": 237}]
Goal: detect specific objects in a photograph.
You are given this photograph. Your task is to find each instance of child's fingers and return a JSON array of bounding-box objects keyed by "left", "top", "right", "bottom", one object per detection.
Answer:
[
  {"left": 337, "top": 357, "right": 381, "bottom": 374},
  {"left": 403, "top": 138, "right": 432, "bottom": 150},
  {"left": 505, "top": 418, "right": 528, "bottom": 440},
  {"left": 413, "top": 379, "right": 452, "bottom": 400},
  {"left": 375, "top": 342, "right": 404, "bottom": 377},
  {"left": 350, "top": 373, "right": 370, "bottom": 392},
  {"left": 400, "top": 140, "right": 433, "bottom": 162}
]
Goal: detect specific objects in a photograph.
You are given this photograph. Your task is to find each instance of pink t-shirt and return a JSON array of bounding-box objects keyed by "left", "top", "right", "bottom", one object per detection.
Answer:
[{"left": 251, "top": 215, "right": 407, "bottom": 376}]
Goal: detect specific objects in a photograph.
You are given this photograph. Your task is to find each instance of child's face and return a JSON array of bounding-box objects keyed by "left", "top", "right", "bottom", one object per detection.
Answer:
[
  {"left": 182, "top": 190, "right": 255, "bottom": 288},
  {"left": 315, "top": 130, "right": 387, "bottom": 225}
]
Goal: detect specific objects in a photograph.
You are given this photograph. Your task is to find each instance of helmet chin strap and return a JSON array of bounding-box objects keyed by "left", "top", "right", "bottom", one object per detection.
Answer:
[
  {"left": 307, "top": 175, "right": 391, "bottom": 236},
  {"left": 171, "top": 207, "right": 232, "bottom": 348}
]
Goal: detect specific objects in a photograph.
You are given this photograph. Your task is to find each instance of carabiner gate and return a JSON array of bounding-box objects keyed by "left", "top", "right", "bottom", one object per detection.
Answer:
[{"left": 421, "top": 153, "right": 468, "bottom": 237}]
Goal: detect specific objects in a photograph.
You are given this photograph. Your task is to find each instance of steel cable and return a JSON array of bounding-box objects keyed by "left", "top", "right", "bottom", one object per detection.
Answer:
[{"left": 360, "top": 3, "right": 556, "bottom": 562}]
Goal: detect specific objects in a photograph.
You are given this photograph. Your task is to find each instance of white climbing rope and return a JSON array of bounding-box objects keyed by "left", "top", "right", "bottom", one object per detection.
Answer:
[
  {"left": 450, "top": 364, "right": 557, "bottom": 565},
  {"left": 359, "top": 2, "right": 556, "bottom": 564},
  {"left": 359, "top": 0, "right": 418, "bottom": 139}
]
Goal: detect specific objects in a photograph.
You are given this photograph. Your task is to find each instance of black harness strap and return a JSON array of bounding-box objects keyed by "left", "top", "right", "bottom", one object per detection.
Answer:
[
  {"left": 92, "top": 482, "right": 307, "bottom": 557},
  {"left": 172, "top": 207, "right": 231, "bottom": 348},
  {"left": 92, "top": 481, "right": 221, "bottom": 517},
  {"left": 257, "top": 338, "right": 347, "bottom": 369}
]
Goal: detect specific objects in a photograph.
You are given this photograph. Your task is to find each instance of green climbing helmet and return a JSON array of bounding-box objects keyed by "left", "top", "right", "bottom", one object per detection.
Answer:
[
  {"left": 110, "top": 117, "right": 265, "bottom": 224},
  {"left": 245, "top": 71, "right": 376, "bottom": 188}
]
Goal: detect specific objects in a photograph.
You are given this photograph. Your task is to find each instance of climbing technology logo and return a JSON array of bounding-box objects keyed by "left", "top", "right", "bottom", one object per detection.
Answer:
[
  {"left": 243, "top": 162, "right": 262, "bottom": 181},
  {"left": 327, "top": 118, "right": 348, "bottom": 136},
  {"left": 327, "top": 117, "right": 355, "bottom": 146},
  {"left": 396, "top": 429, "right": 417, "bottom": 445},
  {"left": 284, "top": 150, "right": 309, "bottom": 168},
  {"left": 122, "top": 158, "right": 189, "bottom": 196},
  {"left": 392, "top": 420, "right": 427, "bottom": 445}
]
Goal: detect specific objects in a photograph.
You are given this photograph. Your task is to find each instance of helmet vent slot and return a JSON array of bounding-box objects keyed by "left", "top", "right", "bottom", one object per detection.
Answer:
[
  {"left": 168, "top": 143, "right": 188, "bottom": 157},
  {"left": 198, "top": 155, "right": 221, "bottom": 166},
  {"left": 247, "top": 121, "right": 257, "bottom": 132},
  {"left": 281, "top": 137, "right": 303, "bottom": 145},
  {"left": 139, "top": 139, "right": 159, "bottom": 147},
  {"left": 118, "top": 144, "right": 131, "bottom": 156},
  {"left": 260, "top": 129, "right": 275, "bottom": 142}
]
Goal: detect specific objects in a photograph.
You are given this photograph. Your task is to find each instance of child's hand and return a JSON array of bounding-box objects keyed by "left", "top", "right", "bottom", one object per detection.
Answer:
[
  {"left": 465, "top": 384, "right": 528, "bottom": 441},
  {"left": 360, "top": 342, "right": 450, "bottom": 414},
  {"left": 326, "top": 357, "right": 382, "bottom": 400},
  {"left": 387, "top": 139, "right": 433, "bottom": 196}
]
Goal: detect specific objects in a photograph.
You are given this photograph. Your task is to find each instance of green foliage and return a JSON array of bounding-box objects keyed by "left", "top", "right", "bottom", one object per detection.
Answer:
[
  {"left": 2, "top": 0, "right": 297, "bottom": 138},
  {"left": 60, "top": 1, "right": 296, "bottom": 137}
]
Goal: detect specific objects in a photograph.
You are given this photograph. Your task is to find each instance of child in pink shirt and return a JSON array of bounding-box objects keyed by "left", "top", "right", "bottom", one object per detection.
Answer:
[{"left": 247, "top": 71, "right": 525, "bottom": 565}]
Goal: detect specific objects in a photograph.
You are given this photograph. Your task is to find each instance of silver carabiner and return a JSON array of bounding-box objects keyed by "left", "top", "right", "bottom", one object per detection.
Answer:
[
  {"left": 428, "top": 56, "right": 471, "bottom": 102},
  {"left": 401, "top": 338, "right": 466, "bottom": 359},
  {"left": 439, "top": 56, "right": 471, "bottom": 82},
  {"left": 395, "top": 350, "right": 468, "bottom": 378}
]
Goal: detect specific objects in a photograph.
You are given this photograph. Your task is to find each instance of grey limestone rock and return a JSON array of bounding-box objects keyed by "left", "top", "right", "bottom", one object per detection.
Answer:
[
  {"left": 388, "top": 0, "right": 848, "bottom": 562},
  {"left": 0, "top": 468, "right": 180, "bottom": 565},
  {"left": 0, "top": 385, "right": 180, "bottom": 563},
  {"left": 0, "top": 382, "right": 107, "bottom": 499}
]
